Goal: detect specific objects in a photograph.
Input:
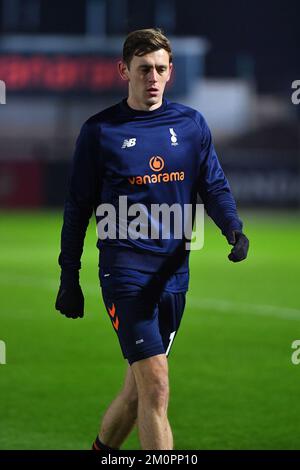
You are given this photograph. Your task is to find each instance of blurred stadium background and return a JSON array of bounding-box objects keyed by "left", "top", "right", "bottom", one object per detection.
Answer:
[{"left": 0, "top": 0, "right": 300, "bottom": 450}]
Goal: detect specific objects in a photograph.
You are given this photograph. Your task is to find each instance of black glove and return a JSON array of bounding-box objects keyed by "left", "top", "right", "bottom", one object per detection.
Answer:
[
  {"left": 55, "top": 275, "right": 84, "bottom": 319},
  {"left": 227, "top": 230, "right": 249, "bottom": 263}
]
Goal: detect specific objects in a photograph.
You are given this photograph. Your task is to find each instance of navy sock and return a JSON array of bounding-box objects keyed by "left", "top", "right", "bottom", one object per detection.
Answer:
[{"left": 92, "top": 435, "right": 118, "bottom": 451}]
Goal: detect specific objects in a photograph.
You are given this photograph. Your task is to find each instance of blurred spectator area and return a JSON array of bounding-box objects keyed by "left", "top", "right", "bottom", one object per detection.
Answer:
[{"left": 0, "top": 0, "right": 299, "bottom": 208}]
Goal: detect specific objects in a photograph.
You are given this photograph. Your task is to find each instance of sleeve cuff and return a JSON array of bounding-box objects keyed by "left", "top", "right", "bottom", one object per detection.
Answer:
[{"left": 223, "top": 220, "right": 243, "bottom": 244}]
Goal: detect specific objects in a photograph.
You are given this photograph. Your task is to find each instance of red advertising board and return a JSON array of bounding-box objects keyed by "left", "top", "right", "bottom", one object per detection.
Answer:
[
  {"left": 0, "top": 54, "right": 126, "bottom": 93},
  {"left": 0, "top": 161, "right": 43, "bottom": 208}
]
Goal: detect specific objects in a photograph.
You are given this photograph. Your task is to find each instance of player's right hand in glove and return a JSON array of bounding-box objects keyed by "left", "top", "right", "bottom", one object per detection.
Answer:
[
  {"left": 227, "top": 230, "right": 249, "bottom": 263},
  {"left": 55, "top": 271, "right": 84, "bottom": 319}
]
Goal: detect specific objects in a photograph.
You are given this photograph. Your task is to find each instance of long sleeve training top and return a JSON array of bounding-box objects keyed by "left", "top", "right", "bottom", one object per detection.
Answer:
[{"left": 59, "top": 98, "right": 242, "bottom": 286}]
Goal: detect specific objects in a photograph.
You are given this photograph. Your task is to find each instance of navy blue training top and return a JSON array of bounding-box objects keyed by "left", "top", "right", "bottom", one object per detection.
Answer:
[{"left": 58, "top": 98, "right": 242, "bottom": 291}]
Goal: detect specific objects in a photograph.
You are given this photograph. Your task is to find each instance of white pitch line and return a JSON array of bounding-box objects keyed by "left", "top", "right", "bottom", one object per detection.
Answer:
[
  {"left": 1, "top": 273, "right": 300, "bottom": 321},
  {"left": 0, "top": 273, "right": 99, "bottom": 295},
  {"left": 187, "top": 297, "right": 300, "bottom": 321}
]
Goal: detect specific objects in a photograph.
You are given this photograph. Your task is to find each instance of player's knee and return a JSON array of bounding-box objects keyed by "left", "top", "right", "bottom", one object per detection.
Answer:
[
  {"left": 120, "top": 389, "right": 138, "bottom": 417},
  {"left": 131, "top": 355, "right": 169, "bottom": 411},
  {"left": 139, "top": 378, "right": 169, "bottom": 413},
  {"left": 127, "top": 394, "right": 139, "bottom": 416}
]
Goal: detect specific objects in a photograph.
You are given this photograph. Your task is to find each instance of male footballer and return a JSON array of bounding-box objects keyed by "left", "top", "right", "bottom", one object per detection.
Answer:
[{"left": 55, "top": 28, "right": 249, "bottom": 450}]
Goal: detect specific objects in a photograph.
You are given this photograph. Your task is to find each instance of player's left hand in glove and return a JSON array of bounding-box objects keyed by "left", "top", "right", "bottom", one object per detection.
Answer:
[
  {"left": 55, "top": 276, "right": 84, "bottom": 319},
  {"left": 227, "top": 230, "right": 249, "bottom": 262}
]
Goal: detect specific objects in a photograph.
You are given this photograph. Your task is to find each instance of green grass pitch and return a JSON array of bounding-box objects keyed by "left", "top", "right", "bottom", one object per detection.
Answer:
[{"left": 0, "top": 210, "right": 300, "bottom": 450}]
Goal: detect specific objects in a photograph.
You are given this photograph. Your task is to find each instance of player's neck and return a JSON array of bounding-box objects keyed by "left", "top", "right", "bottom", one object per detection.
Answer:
[{"left": 126, "top": 96, "right": 163, "bottom": 112}]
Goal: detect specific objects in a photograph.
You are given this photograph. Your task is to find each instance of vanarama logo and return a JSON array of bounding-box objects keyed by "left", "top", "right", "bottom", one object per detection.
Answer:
[
  {"left": 128, "top": 156, "right": 185, "bottom": 185},
  {"left": 150, "top": 156, "right": 164, "bottom": 172}
]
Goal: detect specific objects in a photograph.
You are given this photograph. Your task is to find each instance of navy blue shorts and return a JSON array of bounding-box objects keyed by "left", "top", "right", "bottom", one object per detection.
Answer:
[{"left": 99, "top": 268, "right": 186, "bottom": 365}]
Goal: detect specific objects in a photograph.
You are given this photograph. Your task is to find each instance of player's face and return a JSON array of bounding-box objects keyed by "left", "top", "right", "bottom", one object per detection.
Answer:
[{"left": 119, "top": 49, "right": 173, "bottom": 111}]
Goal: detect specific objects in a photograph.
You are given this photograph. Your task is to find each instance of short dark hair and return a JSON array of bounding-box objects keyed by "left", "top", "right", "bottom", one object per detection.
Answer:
[{"left": 122, "top": 28, "right": 173, "bottom": 68}]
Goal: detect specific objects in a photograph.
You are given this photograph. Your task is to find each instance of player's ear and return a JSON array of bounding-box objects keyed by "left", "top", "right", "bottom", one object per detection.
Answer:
[
  {"left": 166, "top": 62, "right": 173, "bottom": 82},
  {"left": 118, "top": 61, "right": 130, "bottom": 81}
]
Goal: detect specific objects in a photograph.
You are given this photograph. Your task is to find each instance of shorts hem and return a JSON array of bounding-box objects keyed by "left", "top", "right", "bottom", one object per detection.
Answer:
[{"left": 126, "top": 348, "right": 166, "bottom": 366}]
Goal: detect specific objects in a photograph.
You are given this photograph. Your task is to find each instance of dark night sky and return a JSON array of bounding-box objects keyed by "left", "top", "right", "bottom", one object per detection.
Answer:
[
  {"left": 175, "top": 0, "right": 298, "bottom": 50},
  {"left": 175, "top": 0, "right": 299, "bottom": 87},
  {"left": 127, "top": 0, "right": 300, "bottom": 89}
]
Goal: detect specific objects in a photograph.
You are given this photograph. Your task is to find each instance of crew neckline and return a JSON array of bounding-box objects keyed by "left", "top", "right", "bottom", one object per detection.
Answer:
[{"left": 120, "top": 97, "right": 168, "bottom": 116}]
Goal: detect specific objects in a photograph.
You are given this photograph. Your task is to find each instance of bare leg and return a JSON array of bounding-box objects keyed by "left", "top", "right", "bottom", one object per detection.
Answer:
[
  {"left": 131, "top": 354, "right": 173, "bottom": 450},
  {"left": 98, "top": 365, "right": 138, "bottom": 449}
]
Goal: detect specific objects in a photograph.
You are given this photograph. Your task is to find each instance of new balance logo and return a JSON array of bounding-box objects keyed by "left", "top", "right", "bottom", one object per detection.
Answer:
[{"left": 122, "top": 138, "right": 136, "bottom": 149}]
